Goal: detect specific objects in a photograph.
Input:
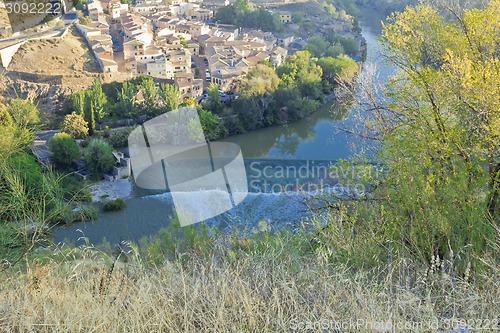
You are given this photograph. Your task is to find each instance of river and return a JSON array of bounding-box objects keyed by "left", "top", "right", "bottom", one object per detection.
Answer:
[{"left": 52, "top": 7, "right": 392, "bottom": 246}]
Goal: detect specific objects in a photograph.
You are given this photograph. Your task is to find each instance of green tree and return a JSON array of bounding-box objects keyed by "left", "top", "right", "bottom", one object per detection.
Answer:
[
  {"left": 199, "top": 109, "right": 225, "bottom": 141},
  {"left": 290, "top": 51, "right": 323, "bottom": 99},
  {"left": 330, "top": 36, "right": 357, "bottom": 54},
  {"left": 305, "top": 36, "right": 330, "bottom": 58},
  {"left": 239, "top": 64, "right": 281, "bottom": 125},
  {"left": 61, "top": 112, "right": 89, "bottom": 139},
  {"left": 234, "top": 0, "right": 250, "bottom": 14},
  {"left": 48, "top": 132, "right": 81, "bottom": 168},
  {"left": 181, "top": 98, "right": 198, "bottom": 107},
  {"left": 84, "top": 139, "right": 115, "bottom": 178},
  {"left": 293, "top": 12, "right": 304, "bottom": 24},
  {"left": 317, "top": 55, "right": 358, "bottom": 84},
  {"left": 71, "top": 90, "right": 86, "bottom": 117},
  {"left": 140, "top": 77, "right": 158, "bottom": 115},
  {"left": 86, "top": 78, "right": 108, "bottom": 122},
  {"left": 239, "top": 64, "right": 281, "bottom": 98},
  {"left": 205, "top": 83, "right": 222, "bottom": 114},
  {"left": 215, "top": 5, "right": 237, "bottom": 24},
  {"left": 117, "top": 81, "right": 137, "bottom": 116},
  {"left": 6, "top": 99, "right": 39, "bottom": 129},
  {"left": 159, "top": 84, "right": 180, "bottom": 111},
  {"left": 345, "top": 0, "right": 500, "bottom": 273},
  {"left": 85, "top": 99, "right": 96, "bottom": 135},
  {"left": 325, "top": 43, "right": 345, "bottom": 58}
]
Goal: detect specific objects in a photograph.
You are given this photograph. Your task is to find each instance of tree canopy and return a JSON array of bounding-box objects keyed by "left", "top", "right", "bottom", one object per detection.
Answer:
[
  {"left": 61, "top": 112, "right": 89, "bottom": 139},
  {"left": 344, "top": 0, "right": 500, "bottom": 274}
]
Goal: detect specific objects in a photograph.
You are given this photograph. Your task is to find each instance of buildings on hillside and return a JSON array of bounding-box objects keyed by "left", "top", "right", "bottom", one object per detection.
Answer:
[{"left": 73, "top": 0, "right": 361, "bottom": 94}]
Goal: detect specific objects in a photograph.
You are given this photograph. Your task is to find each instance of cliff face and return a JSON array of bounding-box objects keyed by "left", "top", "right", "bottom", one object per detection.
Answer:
[{"left": 0, "top": 74, "right": 89, "bottom": 128}]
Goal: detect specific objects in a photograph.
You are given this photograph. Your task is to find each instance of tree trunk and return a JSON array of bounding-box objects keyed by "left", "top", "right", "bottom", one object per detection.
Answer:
[{"left": 487, "top": 160, "right": 500, "bottom": 220}]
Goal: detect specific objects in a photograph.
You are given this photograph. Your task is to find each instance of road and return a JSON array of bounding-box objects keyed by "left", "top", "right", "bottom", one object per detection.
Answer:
[{"left": 0, "top": 12, "right": 77, "bottom": 47}]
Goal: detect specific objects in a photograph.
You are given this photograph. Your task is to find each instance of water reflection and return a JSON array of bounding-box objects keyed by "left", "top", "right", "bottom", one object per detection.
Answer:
[{"left": 224, "top": 100, "right": 356, "bottom": 160}]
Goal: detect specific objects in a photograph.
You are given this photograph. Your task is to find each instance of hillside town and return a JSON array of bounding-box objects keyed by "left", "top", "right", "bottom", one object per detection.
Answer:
[{"left": 1, "top": 0, "right": 366, "bottom": 102}]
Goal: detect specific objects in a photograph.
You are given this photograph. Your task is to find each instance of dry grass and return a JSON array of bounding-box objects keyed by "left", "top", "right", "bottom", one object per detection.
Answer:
[
  {"left": 0, "top": 234, "right": 497, "bottom": 333},
  {"left": 8, "top": 28, "right": 100, "bottom": 78}
]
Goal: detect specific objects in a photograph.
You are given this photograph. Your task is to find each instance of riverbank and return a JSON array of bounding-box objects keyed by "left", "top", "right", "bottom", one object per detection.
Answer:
[{"left": 89, "top": 178, "right": 133, "bottom": 203}]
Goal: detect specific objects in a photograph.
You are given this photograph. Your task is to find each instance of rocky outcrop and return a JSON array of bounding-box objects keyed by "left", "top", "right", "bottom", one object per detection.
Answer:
[{"left": 2, "top": 74, "right": 89, "bottom": 115}]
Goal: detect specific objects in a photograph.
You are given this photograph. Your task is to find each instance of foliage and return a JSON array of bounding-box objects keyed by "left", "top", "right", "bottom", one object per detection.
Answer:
[
  {"left": 86, "top": 78, "right": 108, "bottom": 123},
  {"left": 158, "top": 83, "right": 180, "bottom": 111},
  {"left": 0, "top": 103, "right": 35, "bottom": 151},
  {"left": 181, "top": 98, "right": 198, "bottom": 107},
  {"left": 305, "top": 36, "right": 331, "bottom": 58},
  {"left": 199, "top": 109, "right": 225, "bottom": 141},
  {"left": 215, "top": 2, "right": 237, "bottom": 24},
  {"left": 325, "top": 43, "right": 345, "bottom": 58},
  {"left": 78, "top": 16, "right": 91, "bottom": 25},
  {"left": 69, "top": 90, "right": 86, "bottom": 117},
  {"left": 239, "top": 64, "right": 281, "bottom": 98},
  {"left": 232, "top": 50, "right": 334, "bottom": 131},
  {"left": 0, "top": 106, "right": 13, "bottom": 127},
  {"left": 341, "top": 0, "right": 500, "bottom": 277},
  {"left": 48, "top": 133, "right": 81, "bottom": 168},
  {"left": 117, "top": 81, "right": 137, "bottom": 117},
  {"left": 279, "top": 51, "right": 323, "bottom": 100},
  {"left": 60, "top": 176, "right": 92, "bottom": 203},
  {"left": 293, "top": 12, "right": 304, "bottom": 24},
  {"left": 317, "top": 55, "right": 358, "bottom": 84},
  {"left": 140, "top": 77, "right": 158, "bottom": 115},
  {"left": 84, "top": 139, "right": 115, "bottom": 178},
  {"left": 204, "top": 83, "right": 222, "bottom": 114},
  {"left": 103, "top": 198, "right": 126, "bottom": 212},
  {"left": 61, "top": 112, "right": 89, "bottom": 139},
  {"left": 327, "top": 35, "right": 357, "bottom": 54},
  {"left": 6, "top": 99, "right": 40, "bottom": 129},
  {"left": 215, "top": 5, "right": 282, "bottom": 32},
  {"left": 106, "top": 127, "right": 136, "bottom": 148},
  {"left": 67, "top": 78, "right": 110, "bottom": 136}
]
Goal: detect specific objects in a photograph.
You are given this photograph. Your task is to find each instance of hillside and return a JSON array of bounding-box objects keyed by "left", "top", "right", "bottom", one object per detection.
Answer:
[{"left": 8, "top": 28, "right": 100, "bottom": 77}]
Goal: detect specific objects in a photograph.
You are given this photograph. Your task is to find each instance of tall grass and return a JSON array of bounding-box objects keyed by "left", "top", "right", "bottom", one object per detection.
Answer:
[{"left": 0, "top": 223, "right": 497, "bottom": 333}]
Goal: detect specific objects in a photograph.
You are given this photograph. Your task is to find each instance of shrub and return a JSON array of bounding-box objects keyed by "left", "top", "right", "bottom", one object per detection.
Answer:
[
  {"left": 61, "top": 176, "right": 92, "bottom": 203},
  {"left": 106, "top": 127, "right": 135, "bottom": 148},
  {"left": 84, "top": 139, "right": 115, "bottom": 178},
  {"left": 48, "top": 133, "right": 81, "bottom": 168},
  {"left": 103, "top": 198, "right": 126, "bottom": 212},
  {"left": 61, "top": 112, "right": 89, "bottom": 139},
  {"left": 54, "top": 205, "right": 98, "bottom": 224}
]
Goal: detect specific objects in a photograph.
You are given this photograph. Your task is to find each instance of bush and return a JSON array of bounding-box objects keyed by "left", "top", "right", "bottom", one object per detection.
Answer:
[
  {"left": 61, "top": 112, "right": 89, "bottom": 139},
  {"left": 84, "top": 139, "right": 115, "bottom": 178},
  {"left": 106, "top": 127, "right": 135, "bottom": 148},
  {"left": 61, "top": 176, "right": 92, "bottom": 203},
  {"left": 48, "top": 133, "right": 81, "bottom": 168},
  {"left": 54, "top": 205, "right": 98, "bottom": 224},
  {"left": 103, "top": 198, "right": 126, "bottom": 212}
]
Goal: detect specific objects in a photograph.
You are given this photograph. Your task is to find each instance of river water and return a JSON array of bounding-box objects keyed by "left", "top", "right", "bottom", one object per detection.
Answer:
[{"left": 53, "top": 7, "right": 392, "bottom": 246}]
